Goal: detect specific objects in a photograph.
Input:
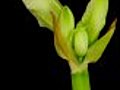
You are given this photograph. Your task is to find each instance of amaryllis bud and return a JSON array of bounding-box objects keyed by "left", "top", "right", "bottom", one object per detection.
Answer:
[{"left": 73, "top": 27, "right": 88, "bottom": 57}]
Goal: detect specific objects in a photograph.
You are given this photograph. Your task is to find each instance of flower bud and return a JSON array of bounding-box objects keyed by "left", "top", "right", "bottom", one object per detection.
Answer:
[{"left": 73, "top": 27, "right": 88, "bottom": 57}]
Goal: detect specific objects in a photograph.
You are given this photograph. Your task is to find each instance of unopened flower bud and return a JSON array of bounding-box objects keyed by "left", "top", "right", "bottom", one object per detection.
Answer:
[{"left": 73, "top": 27, "right": 88, "bottom": 57}]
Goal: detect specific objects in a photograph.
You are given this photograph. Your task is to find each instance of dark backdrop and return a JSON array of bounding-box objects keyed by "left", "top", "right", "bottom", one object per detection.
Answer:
[{"left": 3, "top": 0, "right": 119, "bottom": 90}]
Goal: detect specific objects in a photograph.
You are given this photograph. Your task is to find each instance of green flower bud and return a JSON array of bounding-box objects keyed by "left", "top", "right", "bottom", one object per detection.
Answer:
[{"left": 73, "top": 27, "right": 88, "bottom": 57}]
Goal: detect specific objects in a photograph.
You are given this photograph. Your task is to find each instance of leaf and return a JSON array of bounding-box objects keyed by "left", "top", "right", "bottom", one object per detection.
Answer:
[
  {"left": 22, "top": 0, "right": 62, "bottom": 31},
  {"left": 77, "top": 0, "right": 108, "bottom": 44},
  {"left": 84, "top": 19, "right": 117, "bottom": 63}
]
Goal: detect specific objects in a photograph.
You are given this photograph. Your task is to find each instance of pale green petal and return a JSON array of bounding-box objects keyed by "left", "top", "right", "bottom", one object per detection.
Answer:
[
  {"left": 84, "top": 19, "right": 117, "bottom": 63},
  {"left": 22, "top": 0, "right": 62, "bottom": 31},
  {"left": 77, "top": 0, "right": 108, "bottom": 44}
]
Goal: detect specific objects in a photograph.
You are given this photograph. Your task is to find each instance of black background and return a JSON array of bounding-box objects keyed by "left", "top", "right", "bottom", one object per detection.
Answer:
[{"left": 2, "top": 0, "right": 120, "bottom": 90}]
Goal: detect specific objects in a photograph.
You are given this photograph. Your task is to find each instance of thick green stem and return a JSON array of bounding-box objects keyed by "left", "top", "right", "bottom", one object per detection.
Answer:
[{"left": 72, "top": 67, "right": 90, "bottom": 90}]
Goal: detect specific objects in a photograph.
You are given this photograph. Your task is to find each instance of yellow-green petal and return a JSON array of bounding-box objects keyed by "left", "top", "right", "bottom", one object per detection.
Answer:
[
  {"left": 84, "top": 19, "right": 117, "bottom": 63},
  {"left": 22, "top": 0, "right": 62, "bottom": 31}
]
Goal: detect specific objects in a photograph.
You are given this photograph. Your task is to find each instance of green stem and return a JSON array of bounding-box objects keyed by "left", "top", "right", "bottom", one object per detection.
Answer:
[{"left": 72, "top": 67, "right": 90, "bottom": 90}]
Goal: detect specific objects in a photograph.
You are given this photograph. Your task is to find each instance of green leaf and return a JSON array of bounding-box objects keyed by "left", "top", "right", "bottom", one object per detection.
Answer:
[
  {"left": 84, "top": 19, "right": 117, "bottom": 63},
  {"left": 77, "top": 0, "right": 108, "bottom": 44},
  {"left": 22, "top": 0, "right": 62, "bottom": 31}
]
